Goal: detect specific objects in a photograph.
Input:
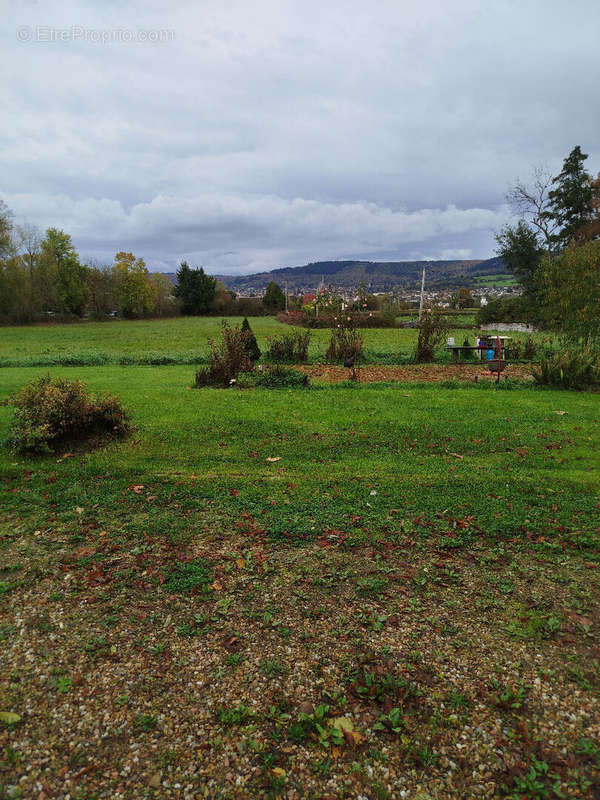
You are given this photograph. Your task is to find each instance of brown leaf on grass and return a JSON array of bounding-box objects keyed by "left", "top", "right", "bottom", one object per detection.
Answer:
[
  {"left": 266, "top": 457, "right": 281, "bottom": 462},
  {"left": 85, "top": 565, "right": 105, "bottom": 586},
  {"left": 148, "top": 772, "right": 162, "bottom": 787},
  {"left": 332, "top": 717, "right": 365, "bottom": 747},
  {"left": 567, "top": 612, "right": 593, "bottom": 629},
  {"left": 221, "top": 635, "right": 241, "bottom": 652}
]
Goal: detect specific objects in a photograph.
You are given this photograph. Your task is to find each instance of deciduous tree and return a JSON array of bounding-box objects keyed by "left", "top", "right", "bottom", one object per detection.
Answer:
[
  {"left": 150, "top": 272, "right": 179, "bottom": 317},
  {"left": 40, "top": 228, "right": 87, "bottom": 316},
  {"left": 494, "top": 220, "right": 544, "bottom": 301},
  {"left": 506, "top": 166, "right": 558, "bottom": 252},
  {"left": 538, "top": 240, "right": 600, "bottom": 344},
  {"left": 113, "top": 251, "right": 155, "bottom": 318}
]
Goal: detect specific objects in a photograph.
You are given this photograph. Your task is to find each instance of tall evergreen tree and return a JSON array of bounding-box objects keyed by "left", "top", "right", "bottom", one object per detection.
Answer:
[
  {"left": 174, "top": 261, "right": 216, "bottom": 315},
  {"left": 263, "top": 281, "right": 285, "bottom": 313},
  {"left": 545, "top": 145, "right": 594, "bottom": 250}
]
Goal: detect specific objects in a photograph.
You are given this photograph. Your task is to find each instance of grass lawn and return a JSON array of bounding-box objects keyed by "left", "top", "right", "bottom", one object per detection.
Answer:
[
  {"left": 0, "top": 361, "right": 598, "bottom": 799},
  {"left": 472, "top": 275, "right": 519, "bottom": 288},
  {"left": 0, "top": 315, "right": 551, "bottom": 367}
]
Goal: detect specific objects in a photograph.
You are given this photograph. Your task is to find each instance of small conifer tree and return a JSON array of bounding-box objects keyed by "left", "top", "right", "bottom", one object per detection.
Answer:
[{"left": 241, "top": 317, "right": 261, "bottom": 362}]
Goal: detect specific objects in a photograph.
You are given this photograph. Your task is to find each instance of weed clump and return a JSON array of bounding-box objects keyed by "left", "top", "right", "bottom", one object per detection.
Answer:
[
  {"left": 7, "top": 374, "right": 130, "bottom": 453},
  {"left": 413, "top": 306, "right": 448, "bottom": 363},
  {"left": 163, "top": 560, "right": 213, "bottom": 595},
  {"left": 533, "top": 345, "right": 600, "bottom": 389},
  {"left": 195, "top": 320, "right": 255, "bottom": 387},
  {"left": 265, "top": 330, "right": 311, "bottom": 363},
  {"left": 238, "top": 365, "right": 309, "bottom": 389},
  {"left": 325, "top": 316, "right": 364, "bottom": 364}
]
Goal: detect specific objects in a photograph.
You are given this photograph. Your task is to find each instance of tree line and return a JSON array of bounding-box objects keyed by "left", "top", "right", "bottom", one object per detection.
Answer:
[
  {"left": 0, "top": 210, "right": 291, "bottom": 324},
  {"left": 488, "top": 145, "right": 600, "bottom": 343},
  {"left": 0, "top": 213, "right": 179, "bottom": 324}
]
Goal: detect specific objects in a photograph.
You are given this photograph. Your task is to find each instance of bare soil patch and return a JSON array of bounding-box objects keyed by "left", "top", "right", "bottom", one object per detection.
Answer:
[{"left": 299, "top": 363, "right": 534, "bottom": 383}]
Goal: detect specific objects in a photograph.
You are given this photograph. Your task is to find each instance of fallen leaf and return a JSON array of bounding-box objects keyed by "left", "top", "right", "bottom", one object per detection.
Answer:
[
  {"left": 554, "top": 410, "right": 567, "bottom": 415},
  {"left": 212, "top": 579, "right": 223, "bottom": 591},
  {"left": 0, "top": 711, "right": 21, "bottom": 724},
  {"left": 346, "top": 729, "right": 365, "bottom": 746},
  {"left": 332, "top": 716, "right": 354, "bottom": 733},
  {"left": 148, "top": 771, "right": 162, "bottom": 787},
  {"left": 271, "top": 767, "right": 286, "bottom": 779},
  {"left": 266, "top": 457, "right": 281, "bottom": 462}
]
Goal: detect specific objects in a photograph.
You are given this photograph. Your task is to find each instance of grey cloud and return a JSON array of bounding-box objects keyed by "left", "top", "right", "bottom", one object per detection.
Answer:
[
  {"left": 3, "top": 190, "right": 508, "bottom": 272},
  {"left": 1, "top": 0, "right": 598, "bottom": 273}
]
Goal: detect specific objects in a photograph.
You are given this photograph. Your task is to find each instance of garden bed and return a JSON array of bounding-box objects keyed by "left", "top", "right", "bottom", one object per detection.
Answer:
[{"left": 298, "top": 363, "right": 534, "bottom": 383}]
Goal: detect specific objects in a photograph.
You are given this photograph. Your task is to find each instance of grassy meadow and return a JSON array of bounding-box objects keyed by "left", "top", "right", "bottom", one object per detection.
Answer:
[
  {"left": 0, "top": 315, "right": 548, "bottom": 367},
  {"left": 0, "top": 319, "right": 598, "bottom": 799}
]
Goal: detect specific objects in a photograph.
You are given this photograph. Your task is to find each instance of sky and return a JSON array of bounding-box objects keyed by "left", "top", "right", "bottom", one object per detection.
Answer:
[{"left": 2, "top": 0, "right": 599, "bottom": 274}]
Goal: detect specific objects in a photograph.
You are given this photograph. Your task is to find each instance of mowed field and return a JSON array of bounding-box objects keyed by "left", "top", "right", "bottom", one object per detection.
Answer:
[
  {"left": 0, "top": 320, "right": 598, "bottom": 799},
  {"left": 0, "top": 315, "right": 549, "bottom": 367}
]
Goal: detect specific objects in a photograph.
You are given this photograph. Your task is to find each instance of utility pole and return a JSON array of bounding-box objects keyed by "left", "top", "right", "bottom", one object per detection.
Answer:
[{"left": 418, "top": 267, "right": 426, "bottom": 320}]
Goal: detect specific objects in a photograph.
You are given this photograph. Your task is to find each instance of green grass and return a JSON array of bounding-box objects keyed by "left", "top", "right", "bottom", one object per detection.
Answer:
[
  {"left": 1, "top": 360, "right": 598, "bottom": 798},
  {"left": 0, "top": 315, "right": 551, "bottom": 367},
  {"left": 472, "top": 274, "right": 519, "bottom": 287},
  {"left": 0, "top": 365, "right": 597, "bottom": 549}
]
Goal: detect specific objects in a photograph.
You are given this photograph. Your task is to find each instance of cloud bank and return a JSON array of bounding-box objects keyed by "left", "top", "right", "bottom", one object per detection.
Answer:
[{"left": 2, "top": 0, "right": 598, "bottom": 272}]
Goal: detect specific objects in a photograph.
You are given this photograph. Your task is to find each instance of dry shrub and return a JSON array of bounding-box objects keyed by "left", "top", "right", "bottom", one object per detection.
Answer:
[
  {"left": 195, "top": 320, "right": 255, "bottom": 387},
  {"left": 413, "top": 307, "right": 448, "bottom": 363},
  {"left": 325, "top": 316, "right": 364, "bottom": 363},
  {"left": 8, "top": 374, "right": 130, "bottom": 453},
  {"left": 265, "top": 330, "right": 311, "bottom": 363},
  {"left": 533, "top": 346, "right": 600, "bottom": 389}
]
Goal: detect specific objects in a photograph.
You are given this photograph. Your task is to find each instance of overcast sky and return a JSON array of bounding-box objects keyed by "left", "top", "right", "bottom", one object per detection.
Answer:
[{"left": 2, "top": 0, "right": 599, "bottom": 274}]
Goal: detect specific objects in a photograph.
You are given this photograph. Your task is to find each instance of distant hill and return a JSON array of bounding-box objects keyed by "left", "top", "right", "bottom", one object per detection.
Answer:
[
  {"left": 210, "top": 257, "right": 506, "bottom": 293},
  {"left": 162, "top": 256, "right": 507, "bottom": 293}
]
